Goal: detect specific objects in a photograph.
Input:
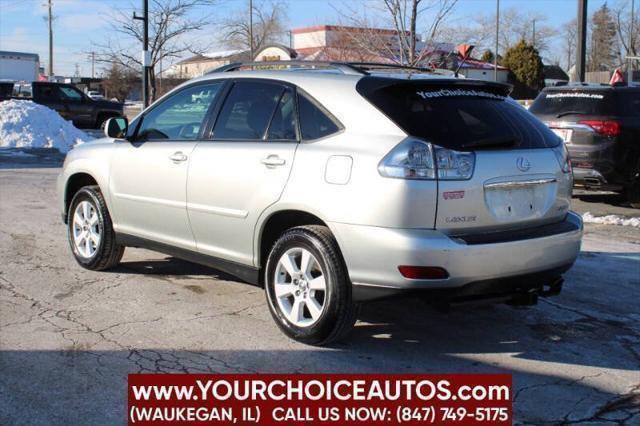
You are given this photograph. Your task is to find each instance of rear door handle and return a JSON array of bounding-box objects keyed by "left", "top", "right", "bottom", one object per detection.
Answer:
[
  {"left": 261, "top": 155, "right": 286, "bottom": 167},
  {"left": 169, "top": 152, "right": 188, "bottom": 163}
]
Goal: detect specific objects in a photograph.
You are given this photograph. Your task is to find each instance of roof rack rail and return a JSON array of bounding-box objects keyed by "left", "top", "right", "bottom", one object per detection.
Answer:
[
  {"left": 345, "top": 62, "right": 435, "bottom": 73},
  {"left": 206, "top": 61, "right": 367, "bottom": 76},
  {"left": 205, "top": 60, "right": 445, "bottom": 76}
]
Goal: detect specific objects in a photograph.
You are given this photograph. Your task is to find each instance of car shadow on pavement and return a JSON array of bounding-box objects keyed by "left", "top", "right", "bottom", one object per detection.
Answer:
[
  {"left": 0, "top": 149, "right": 65, "bottom": 169},
  {"left": 104, "top": 250, "right": 639, "bottom": 376},
  {"left": 573, "top": 190, "right": 633, "bottom": 209},
  {"left": 3, "top": 252, "right": 637, "bottom": 423},
  {"left": 112, "top": 257, "right": 237, "bottom": 281},
  {"left": 109, "top": 251, "right": 639, "bottom": 375}
]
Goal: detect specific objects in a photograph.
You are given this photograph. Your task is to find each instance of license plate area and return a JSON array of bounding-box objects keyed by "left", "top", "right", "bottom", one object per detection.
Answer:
[
  {"left": 551, "top": 128, "right": 573, "bottom": 144},
  {"left": 484, "top": 179, "right": 556, "bottom": 221}
]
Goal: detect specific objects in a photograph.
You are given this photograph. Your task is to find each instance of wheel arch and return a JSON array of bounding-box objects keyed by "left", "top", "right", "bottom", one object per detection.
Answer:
[
  {"left": 256, "top": 208, "right": 334, "bottom": 273},
  {"left": 63, "top": 172, "right": 100, "bottom": 223}
]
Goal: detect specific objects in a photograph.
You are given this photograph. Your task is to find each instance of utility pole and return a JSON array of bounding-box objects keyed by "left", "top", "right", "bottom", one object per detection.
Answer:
[
  {"left": 576, "top": 0, "right": 588, "bottom": 82},
  {"left": 630, "top": 0, "right": 635, "bottom": 83},
  {"left": 48, "top": 0, "right": 53, "bottom": 77},
  {"left": 133, "top": 0, "right": 149, "bottom": 108},
  {"left": 494, "top": 0, "right": 500, "bottom": 81},
  {"left": 89, "top": 51, "right": 95, "bottom": 79},
  {"left": 532, "top": 19, "right": 536, "bottom": 48},
  {"left": 249, "top": 0, "right": 254, "bottom": 59}
]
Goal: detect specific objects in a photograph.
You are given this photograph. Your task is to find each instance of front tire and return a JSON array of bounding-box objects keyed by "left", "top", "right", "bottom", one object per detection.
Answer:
[
  {"left": 265, "top": 225, "right": 359, "bottom": 345},
  {"left": 68, "top": 186, "right": 124, "bottom": 270}
]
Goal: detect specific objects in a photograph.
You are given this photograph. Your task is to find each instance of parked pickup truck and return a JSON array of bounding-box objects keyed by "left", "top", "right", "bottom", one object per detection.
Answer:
[
  {"left": 0, "top": 81, "right": 13, "bottom": 101},
  {"left": 13, "top": 82, "right": 124, "bottom": 129}
]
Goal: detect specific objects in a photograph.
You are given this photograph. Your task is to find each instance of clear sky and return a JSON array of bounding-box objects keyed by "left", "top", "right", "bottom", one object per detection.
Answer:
[{"left": 0, "top": 0, "right": 624, "bottom": 76}]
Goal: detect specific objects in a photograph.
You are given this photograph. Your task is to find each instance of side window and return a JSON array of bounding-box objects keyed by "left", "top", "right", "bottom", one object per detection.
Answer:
[
  {"left": 213, "top": 81, "right": 283, "bottom": 140},
  {"left": 59, "top": 86, "right": 84, "bottom": 101},
  {"left": 136, "top": 82, "right": 223, "bottom": 141},
  {"left": 38, "top": 85, "right": 61, "bottom": 101},
  {"left": 297, "top": 92, "right": 341, "bottom": 140},
  {"left": 267, "top": 88, "right": 297, "bottom": 141}
]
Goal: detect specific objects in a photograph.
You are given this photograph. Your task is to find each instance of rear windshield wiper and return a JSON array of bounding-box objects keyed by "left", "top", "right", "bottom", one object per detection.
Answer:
[
  {"left": 556, "top": 111, "right": 587, "bottom": 118},
  {"left": 460, "top": 136, "right": 519, "bottom": 149}
]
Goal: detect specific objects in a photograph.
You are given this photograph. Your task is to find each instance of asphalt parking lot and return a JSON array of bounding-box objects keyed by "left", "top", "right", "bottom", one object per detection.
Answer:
[{"left": 1, "top": 158, "right": 639, "bottom": 425}]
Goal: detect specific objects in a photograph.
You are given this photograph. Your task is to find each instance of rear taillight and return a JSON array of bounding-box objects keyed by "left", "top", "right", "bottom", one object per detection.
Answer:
[
  {"left": 553, "top": 143, "right": 572, "bottom": 174},
  {"left": 378, "top": 138, "right": 475, "bottom": 180},
  {"left": 578, "top": 120, "right": 621, "bottom": 137}
]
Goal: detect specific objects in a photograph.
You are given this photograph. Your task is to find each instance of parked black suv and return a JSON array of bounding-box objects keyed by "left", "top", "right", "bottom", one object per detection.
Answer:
[
  {"left": 12, "top": 82, "right": 124, "bottom": 129},
  {"left": 530, "top": 84, "right": 640, "bottom": 207}
]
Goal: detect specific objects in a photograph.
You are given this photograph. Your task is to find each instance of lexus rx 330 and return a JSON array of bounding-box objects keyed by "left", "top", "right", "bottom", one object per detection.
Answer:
[{"left": 58, "top": 62, "right": 583, "bottom": 344}]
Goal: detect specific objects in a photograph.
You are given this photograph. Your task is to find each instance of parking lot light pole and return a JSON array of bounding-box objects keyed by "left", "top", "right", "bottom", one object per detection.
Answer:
[
  {"left": 576, "top": 0, "right": 588, "bottom": 82},
  {"left": 630, "top": 0, "right": 635, "bottom": 83},
  {"left": 249, "top": 0, "right": 254, "bottom": 60},
  {"left": 48, "top": 0, "right": 53, "bottom": 77},
  {"left": 494, "top": 0, "right": 500, "bottom": 82},
  {"left": 134, "top": 0, "right": 149, "bottom": 108}
]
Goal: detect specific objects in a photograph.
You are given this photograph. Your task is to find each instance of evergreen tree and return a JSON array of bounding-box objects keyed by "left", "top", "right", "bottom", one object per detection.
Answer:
[
  {"left": 589, "top": 3, "right": 618, "bottom": 71},
  {"left": 480, "top": 49, "right": 494, "bottom": 63},
  {"left": 502, "top": 39, "right": 544, "bottom": 98}
]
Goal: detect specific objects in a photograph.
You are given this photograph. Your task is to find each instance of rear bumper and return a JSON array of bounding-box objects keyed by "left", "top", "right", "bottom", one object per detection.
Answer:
[
  {"left": 330, "top": 211, "right": 583, "bottom": 301},
  {"left": 572, "top": 167, "right": 626, "bottom": 191},
  {"left": 567, "top": 141, "right": 624, "bottom": 187},
  {"left": 572, "top": 167, "right": 609, "bottom": 185}
]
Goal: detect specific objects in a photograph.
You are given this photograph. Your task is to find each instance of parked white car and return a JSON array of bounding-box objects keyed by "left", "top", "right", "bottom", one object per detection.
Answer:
[
  {"left": 58, "top": 62, "right": 583, "bottom": 344},
  {"left": 86, "top": 90, "right": 105, "bottom": 100}
]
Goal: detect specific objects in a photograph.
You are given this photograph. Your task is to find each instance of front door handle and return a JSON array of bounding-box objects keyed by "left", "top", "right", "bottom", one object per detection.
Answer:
[
  {"left": 169, "top": 152, "right": 188, "bottom": 163},
  {"left": 261, "top": 155, "right": 286, "bottom": 167}
]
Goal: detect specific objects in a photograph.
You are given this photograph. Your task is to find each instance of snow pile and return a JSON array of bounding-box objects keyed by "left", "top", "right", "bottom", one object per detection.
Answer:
[
  {"left": 0, "top": 99, "right": 93, "bottom": 153},
  {"left": 583, "top": 212, "right": 640, "bottom": 227}
]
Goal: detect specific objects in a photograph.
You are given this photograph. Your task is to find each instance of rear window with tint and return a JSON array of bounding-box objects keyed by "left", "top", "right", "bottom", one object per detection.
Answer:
[
  {"left": 529, "top": 90, "right": 616, "bottom": 116},
  {"left": 359, "top": 81, "right": 560, "bottom": 150}
]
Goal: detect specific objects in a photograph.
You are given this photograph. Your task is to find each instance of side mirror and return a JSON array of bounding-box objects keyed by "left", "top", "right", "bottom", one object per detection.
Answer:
[{"left": 105, "top": 117, "right": 128, "bottom": 139}]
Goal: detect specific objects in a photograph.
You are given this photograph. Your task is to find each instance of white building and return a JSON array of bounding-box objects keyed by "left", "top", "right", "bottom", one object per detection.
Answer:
[{"left": 0, "top": 51, "right": 40, "bottom": 82}]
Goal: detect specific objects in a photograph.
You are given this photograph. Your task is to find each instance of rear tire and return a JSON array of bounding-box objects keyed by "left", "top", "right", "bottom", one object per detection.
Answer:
[
  {"left": 68, "top": 186, "right": 124, "bottom": 270},
  {"left": 265, "top": 225, "right": 359, "bottom": 345}
]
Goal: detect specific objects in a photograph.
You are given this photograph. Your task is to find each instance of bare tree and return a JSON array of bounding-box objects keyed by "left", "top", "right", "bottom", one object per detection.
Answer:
[
  {"left": 221, "top": 0, "right": 287, "bottom": 56},
  {"left": 338, "top": 0, "right": 459, "bottom": 66},
  {"left": 562, "top": 19, "right": 577, "bottom": 71},
  {"left": 450, "top": 7, "right": 556, "bottom": 57},
  {"left": 613, "top": 0, "right": 639, "bottom": 69},
  {"left": 101, "top": 63, "right": 138, "bottom": 102},
  {"left": 311, "top": 29, "right": 384, "bottom": 62},
  {"left": 94, "top": 0, "right": 216, "bottom": 101}
]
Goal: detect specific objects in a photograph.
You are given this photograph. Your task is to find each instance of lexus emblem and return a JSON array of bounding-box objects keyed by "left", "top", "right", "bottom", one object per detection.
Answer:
[{"left": 516, "top": 157, "right": 531, "bottom": 172}]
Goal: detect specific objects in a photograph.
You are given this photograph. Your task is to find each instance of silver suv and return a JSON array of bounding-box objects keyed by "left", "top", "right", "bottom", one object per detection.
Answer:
[{"left": 58, "top": 62, "right": 583, "bottom": 344}]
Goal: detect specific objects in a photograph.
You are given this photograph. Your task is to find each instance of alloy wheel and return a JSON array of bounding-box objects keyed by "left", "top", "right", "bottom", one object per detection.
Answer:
[
  {"left": 274, "top": 247, "right": 327, "bottom": 327},
  {"left": 72, "top": 200, "right": 101, "bottom": 258}
]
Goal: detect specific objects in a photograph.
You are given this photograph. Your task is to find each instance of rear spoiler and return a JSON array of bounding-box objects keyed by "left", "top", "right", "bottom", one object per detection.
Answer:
[{"left": 356, "top": 76, "right": 513, "bottom": 98}]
